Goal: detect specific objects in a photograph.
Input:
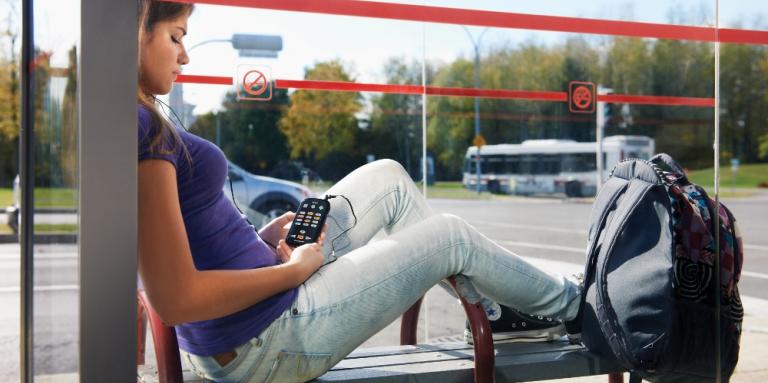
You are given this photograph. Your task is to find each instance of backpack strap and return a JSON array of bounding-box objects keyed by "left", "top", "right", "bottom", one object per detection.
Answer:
[{"left": 569, "top": 175, "right": 630, "bottom": 336}]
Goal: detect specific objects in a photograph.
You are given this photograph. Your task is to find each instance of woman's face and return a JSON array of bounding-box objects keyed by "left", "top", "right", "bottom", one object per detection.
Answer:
[{"left": 139, "top": 14, "right": 190, "bottom": 96}]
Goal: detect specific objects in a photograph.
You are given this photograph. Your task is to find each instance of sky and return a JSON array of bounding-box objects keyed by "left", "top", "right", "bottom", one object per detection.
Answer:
[{"left": 13, "top": 0, "right": 768, "bottom": 115}]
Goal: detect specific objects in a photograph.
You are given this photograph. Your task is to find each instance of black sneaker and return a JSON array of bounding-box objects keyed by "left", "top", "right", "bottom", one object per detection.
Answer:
[{"left": 464, "top": 304, "right": 566, "bottom": 344}]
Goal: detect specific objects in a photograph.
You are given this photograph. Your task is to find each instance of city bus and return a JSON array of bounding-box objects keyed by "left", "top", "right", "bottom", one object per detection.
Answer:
[{"left": 463, "top": 135, "right": 655, "bottom": 197}]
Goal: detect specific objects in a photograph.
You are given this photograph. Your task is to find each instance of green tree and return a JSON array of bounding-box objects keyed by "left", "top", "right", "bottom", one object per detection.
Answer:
[
  {"left": 0, "top": 4, "right": 19, "bottom": 186},
  {"left": 0, "top": 57, "right": 18, "bottom": 186},
  {"left": 650, "top": 39, "right": 714, "bottom": 156},
  {"left": 367, "top": 57, "right": 426, "bottom": 178},
  {"left": 59, "top": 46, "right": 78, "bottom": 187},
  {"left": 279, "top": 60, "right": 362, "bottom": 161},
  {"left": 191, "top": 87, "right": 290, "bottom": 174},
  {"left": 720, "top": 43, "right": 768, "bottom": 164}
]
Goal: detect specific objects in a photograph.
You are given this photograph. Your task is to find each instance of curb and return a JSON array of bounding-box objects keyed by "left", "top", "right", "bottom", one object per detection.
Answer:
[{"left": 0, "top": 233, "right": 77, "bottom": 244}]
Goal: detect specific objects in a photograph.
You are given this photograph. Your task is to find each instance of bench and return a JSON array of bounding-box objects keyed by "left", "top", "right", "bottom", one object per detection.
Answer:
[{"left": 137, "top": 277, "right": 626, "bottom": 383}]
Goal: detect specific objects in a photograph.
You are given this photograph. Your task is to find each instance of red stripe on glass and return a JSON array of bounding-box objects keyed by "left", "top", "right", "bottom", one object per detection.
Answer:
[
  {"left": 175, "top": 76, "right": 713, "bottom": 107},
  {"left": 426, "top": 86, "right": 566, "bottom": 101},
  {"left": 719, "top": 28, "right": 768, "bottom": 45},
  {"left": 275, "top": 80, "right": 567, "bottom": 101},
  {"left": 598, "top": 94, "right": 715, "bottom": 108},
  {"left": 275, "top": 79, "right": 423, "bottom": 94},
  {"left": 164, "top": 0, "right": 767, "bottom": 45}
]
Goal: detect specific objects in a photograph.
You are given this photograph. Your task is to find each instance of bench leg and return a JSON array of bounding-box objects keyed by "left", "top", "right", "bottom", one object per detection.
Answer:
[
  {"left": 138, "top": 291, "right": 184, "bottom": 383},
  {"left": 399, "top": 277, "right": 495, "bottom": 383},
  {"left": 447, "top": 277, "right": 495, "bottom": 383},
  {"left": 400, "top": 297, "right": 423, "bottom": 345},
  {"left": 608, "top": 372, "right": 624, "bottom": 383},
  {"left": 137, "top": 300, "right": 147, "bottom": 365}
]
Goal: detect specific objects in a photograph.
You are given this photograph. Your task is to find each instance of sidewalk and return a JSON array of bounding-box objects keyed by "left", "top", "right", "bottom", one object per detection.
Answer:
[{"left": 535, "top": 314, "right": 768, "bottom": 383}]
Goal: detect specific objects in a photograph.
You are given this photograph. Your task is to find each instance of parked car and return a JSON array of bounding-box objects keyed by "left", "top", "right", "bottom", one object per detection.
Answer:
[
  {"left": 225, "top": 162, "right": 314, "bottom": 227},
  {"left": 268, "top": 160, "right": 322, "bottom": 183},
  {"left": 4, "top": 175, "right": 19, "bottom": 233}
]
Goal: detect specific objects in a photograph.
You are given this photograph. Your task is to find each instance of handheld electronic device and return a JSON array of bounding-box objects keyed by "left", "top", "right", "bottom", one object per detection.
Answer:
[{"left": 285, "top": 198, "right": 331, "bottom": 247}]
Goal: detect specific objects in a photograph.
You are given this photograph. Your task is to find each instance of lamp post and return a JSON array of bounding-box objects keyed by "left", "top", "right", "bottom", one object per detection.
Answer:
[
  {"left": 461, "top": 26, "right": 488, "bottom": 194},
  {"left": 170, "top": 33, "right": 283, "bottom": 130}
]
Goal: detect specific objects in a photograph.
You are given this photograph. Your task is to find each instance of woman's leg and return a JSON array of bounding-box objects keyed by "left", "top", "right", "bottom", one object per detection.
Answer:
[
  {"left": 245, "top": 213, "right": 581, "bottom": 383},
  {"left": 319, "top": 159, "right": 433, "bottom": 261}
]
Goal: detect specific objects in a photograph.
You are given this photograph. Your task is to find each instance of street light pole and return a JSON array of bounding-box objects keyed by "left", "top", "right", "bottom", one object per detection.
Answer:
[{"left": 462, "top": 26, "right": 488, "bottom": 194}]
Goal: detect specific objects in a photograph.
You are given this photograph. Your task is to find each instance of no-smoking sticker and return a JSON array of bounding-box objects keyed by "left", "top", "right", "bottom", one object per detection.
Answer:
[
  {"left": 569, "top": 81, "right": 596, "bottom": 114},
  {"left": 236, "top": 65, "right": 273, "bottom": 101}
]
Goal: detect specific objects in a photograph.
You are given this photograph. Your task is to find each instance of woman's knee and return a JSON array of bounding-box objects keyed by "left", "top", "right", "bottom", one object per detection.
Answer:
[
  {"left": 366, "top": 159, "right": 409, "bottom": 179},
  {"left": 434, "top": 213, "right": 471, "bottom": 232}
]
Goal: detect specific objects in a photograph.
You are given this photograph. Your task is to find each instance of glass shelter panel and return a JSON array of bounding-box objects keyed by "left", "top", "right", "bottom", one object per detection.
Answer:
[
  {"left": 32, "top": 0, "right": 80, "bottom": 381},
  {"left": 0, "top": 0, "right": 21, "bottom": 381},
  {"left": 422, "top": 0, "right": 719, "bottom": 377}
]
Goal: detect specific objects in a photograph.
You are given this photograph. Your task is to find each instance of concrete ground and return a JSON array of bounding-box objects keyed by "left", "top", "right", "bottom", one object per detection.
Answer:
[{"left": 536, "top": 315, "right": 768, "bottom": 382}]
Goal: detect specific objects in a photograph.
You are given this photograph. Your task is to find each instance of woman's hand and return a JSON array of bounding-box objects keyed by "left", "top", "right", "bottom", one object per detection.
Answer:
[
  {"left": 276, "top": 232, "right": 326, "bottom": 284},
  {"left": 258, "top": 212, "right": 295, "bottom": 249}
]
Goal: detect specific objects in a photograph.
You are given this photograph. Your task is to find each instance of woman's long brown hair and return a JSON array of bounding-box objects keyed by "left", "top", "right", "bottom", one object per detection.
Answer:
[{"left": 137, "top": 0, "right": 194, "bottom": 158}]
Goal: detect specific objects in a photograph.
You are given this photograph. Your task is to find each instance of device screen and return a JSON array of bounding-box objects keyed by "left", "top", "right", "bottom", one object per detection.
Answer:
[{"left": 285, "top": 198, "right": 330, "bottom": 247}]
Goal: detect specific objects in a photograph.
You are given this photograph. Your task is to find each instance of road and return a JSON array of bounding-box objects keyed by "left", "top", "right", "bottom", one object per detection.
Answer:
[{"left": 0, "top": 193, "right": 765, "bottom": 379}]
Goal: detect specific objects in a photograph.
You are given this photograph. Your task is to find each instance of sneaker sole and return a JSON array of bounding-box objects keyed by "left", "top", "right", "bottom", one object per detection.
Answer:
[{"left": 464, "top": 324, "right": 566, "bottom": 344}]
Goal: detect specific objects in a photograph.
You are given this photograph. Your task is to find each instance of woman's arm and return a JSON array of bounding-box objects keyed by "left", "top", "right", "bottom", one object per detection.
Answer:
[{"left": 138, "top": 160, "right": 323, "bottom": 326}]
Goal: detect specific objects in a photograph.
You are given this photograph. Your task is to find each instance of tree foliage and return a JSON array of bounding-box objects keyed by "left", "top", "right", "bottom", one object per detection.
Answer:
[
  {"left": 278, "top": 60, "right": 362, "bottom": 161},
  {"left": 366, "top": 57, "right": 428, "bottom": 178}
]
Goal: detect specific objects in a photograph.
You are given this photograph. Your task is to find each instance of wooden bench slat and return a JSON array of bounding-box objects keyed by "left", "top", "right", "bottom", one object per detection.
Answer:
[
  {"left": 321, "top": 341, "right": 624, "bottom": 382},
  {"left": 319, "top": 357, "right": 476, "bottom": 383}
]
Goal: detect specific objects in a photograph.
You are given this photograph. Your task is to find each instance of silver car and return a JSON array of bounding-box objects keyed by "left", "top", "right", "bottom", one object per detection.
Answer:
[{"left": 225, "top": 162, "right": 314, "bottom": 227}]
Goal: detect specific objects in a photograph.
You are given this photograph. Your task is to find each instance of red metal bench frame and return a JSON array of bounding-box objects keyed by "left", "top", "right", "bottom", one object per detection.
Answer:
[{"left": 137, "top": 277, "right": 623, "bottom": 383}]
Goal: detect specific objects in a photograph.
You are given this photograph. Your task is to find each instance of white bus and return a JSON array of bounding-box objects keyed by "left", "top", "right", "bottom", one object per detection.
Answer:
[{"left": 463, "top": 135, "right": 655, "bottom": 197}]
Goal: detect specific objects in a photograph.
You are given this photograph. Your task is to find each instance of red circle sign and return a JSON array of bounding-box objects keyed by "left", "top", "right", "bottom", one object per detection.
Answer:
[
  {"left": 242, "top": 70, "right": 268, "bottom": 96},
  {"left": 572, "top": 85, "right": 592, "bottom": 110}
]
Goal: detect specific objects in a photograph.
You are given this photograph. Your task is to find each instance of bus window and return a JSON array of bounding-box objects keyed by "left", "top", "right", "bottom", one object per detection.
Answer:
[
  {"left": 484, "top": 155, "right": 505, "bottom": 174},
  {"left": 562, "top": 153, "right": 596, "bottom": 172},
  {"left": 506, "top": 155, "right": 520, "bottom": 174},
  {"left": 540, "top": 154, "right": 561, "bottom": 175},
  {"left": 519, "top": 155, "right": 536, "bottom": 174},
  {"left": 465, "top": 158, "right": 476, "bottom": 174}
]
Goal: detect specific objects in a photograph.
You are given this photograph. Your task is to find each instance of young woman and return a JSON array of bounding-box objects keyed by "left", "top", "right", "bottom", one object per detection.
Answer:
[{"left": 137, "top": 1, "right": 581, "bottom": 382}]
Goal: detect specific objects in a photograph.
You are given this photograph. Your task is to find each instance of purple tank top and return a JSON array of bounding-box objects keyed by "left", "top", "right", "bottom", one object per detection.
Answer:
[{"left": 138, "top": 105, "right": 296, "bottom": 356}]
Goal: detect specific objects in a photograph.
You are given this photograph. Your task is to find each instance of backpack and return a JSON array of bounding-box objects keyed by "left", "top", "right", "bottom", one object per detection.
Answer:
[{"left": 578, "top": 153, "right": 744, "bottom": 383}]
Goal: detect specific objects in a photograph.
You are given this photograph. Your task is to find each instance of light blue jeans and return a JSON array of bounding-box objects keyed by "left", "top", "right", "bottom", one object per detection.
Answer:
[{"left": 181, "top": 159, "right": 581, "bottom": 383}]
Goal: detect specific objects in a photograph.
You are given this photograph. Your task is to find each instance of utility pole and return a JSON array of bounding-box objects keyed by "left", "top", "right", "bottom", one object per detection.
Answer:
[{"left": 461, "top": 26, "right": 488, "bottom": 194}]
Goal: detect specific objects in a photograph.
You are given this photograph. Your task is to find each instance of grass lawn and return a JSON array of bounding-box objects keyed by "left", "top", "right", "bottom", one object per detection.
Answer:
[
  {"left": 0, "top": 188, "right": 77, "bottom": 208},
  {"left": 0, "top": 223, "right": 77, "bottom": 234},
  {"left": 0, "top": 189, "right": 11, "bottom": 207},
  {"left": 687, "top": 163, "right": 768, "bottom": 196},
  {"left": 426, "top": 181, "right": 493, "bottom": 199},
  {"left": 687, "top": 163, "right": 768, "bottom": 188}
]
